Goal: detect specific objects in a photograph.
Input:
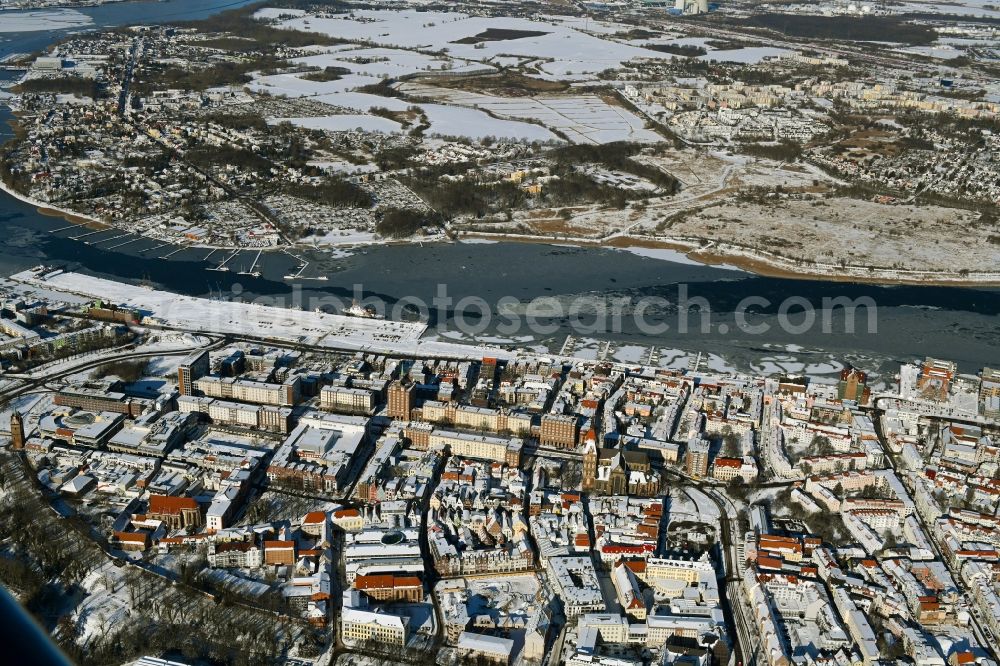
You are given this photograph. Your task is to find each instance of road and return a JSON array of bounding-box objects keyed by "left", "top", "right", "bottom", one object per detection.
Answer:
[
  {"left": 701, "top": 486, "right": 748, "bottom": 666},
  {"left": 0, "top": 336, "right": 227, "bottom": 403},
  {"left": 117, "top": 35, "right": 142, "bottom": 116},
  {"left": 418, "top": 449, "right": 448, "bottom": 656}
]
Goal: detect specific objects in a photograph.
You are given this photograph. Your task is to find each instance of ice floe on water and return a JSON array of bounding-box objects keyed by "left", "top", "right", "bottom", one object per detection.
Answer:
[{"left": 0, "top": 9, "right": 93, "bottom": 32}]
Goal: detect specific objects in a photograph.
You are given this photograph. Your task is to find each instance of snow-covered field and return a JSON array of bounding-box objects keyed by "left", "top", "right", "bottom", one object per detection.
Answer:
[
  {"left": 258, "top": 8, "right": 677, "bottom": 79},
  {"left": 244, "top": 7, "right": 694, "bottom": 143},
  {"left": 398, "top": 82, "right": 660, "bottom": 144},
  {"left": 249, "top": 50, "right": 559, "bottom": 141},
  {"left": 894, "top": 44, "right": 964, "bottom": 60},
  {"left": 71, "top": 561, "right": 131, "bottom": 647},
  {"left": 698, "top": 46, "right": 791, "bottom": 64},
  {"left": 0, "top": 8, "right": 93, "bottom": 32},
  {"left": 247, "top": 7, "right": 685, "bottom": 142},
  {"left": 419, "top": 102, "right": 560, "bottom": 141}
]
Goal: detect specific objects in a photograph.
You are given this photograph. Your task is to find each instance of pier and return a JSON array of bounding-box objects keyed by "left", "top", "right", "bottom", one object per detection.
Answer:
[{"left": 210, "top": 249, "right": 239, "bottom": 272}]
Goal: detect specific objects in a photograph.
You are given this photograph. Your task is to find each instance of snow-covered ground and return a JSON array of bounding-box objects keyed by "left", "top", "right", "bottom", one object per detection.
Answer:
[
  {"left": 258, "top": 8, "right": 679, "bottom": 79},
  {"left": 699, "top": 46, "right": 791, "bottom": 64},
  {"left": 398, "top": 82, "right": 659, "bottom": 144},
  {"left": 248, "top": 8, "right": 682, "bottom": 143},
  {"left": 71, "top": 561, "right": 131, "bottom": 647},
  {"left": 683, "top": 487, "right": 722, "bottom": 528},
  {"left": 893, "top": 44, "right": 964, "bottom": 60},
  {"left": 0, "top": 393, "right": 46, "bottom": 432},
  {"left": 612, "top": 344, "right": 647, "bottom": 363},
  {"left": 13, "top": 268, "right": 425, "bottom": 345},
  {"left": 249, "top": 56, "right": 560, "bottom": 141},
  {"left": 11, "top": 269, "right": 521, "bottom": 361},
  {"left": 419, "top": 102, "right": 560, "bottom": 142}
]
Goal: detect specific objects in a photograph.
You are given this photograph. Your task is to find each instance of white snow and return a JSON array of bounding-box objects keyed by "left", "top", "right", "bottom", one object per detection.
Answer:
[
  {"left": 11, "top": 270, "right": 520, "bottom": 361},
  {"left": 419, "top": 103, "right": 560, "bottom": 142},
  {"left": 13, "top": 269, "right": 426, "bottom": 347},
  {"left": 263, "top": 9, "right": 680, "bottom": 77},
  {"left": 248, "top": 9, "right": 677, "bottom": 143},
  {"left": 613, "top": 245, "right": 704, "bottom": 266},
  {"left": 72, "top": 561, "right": 130, "bottom": 647},
  {"left": 398, "top": 83, "right": 660, "bottom": 144},
  {"left": 458, "top": 238, "right": 500, "bottom": 245},
  {"left": 699, "top": 47, "right": 791, "bottom": 64},
  {"left": 895, "top": 45, "right": 964, "bottom": 60}
]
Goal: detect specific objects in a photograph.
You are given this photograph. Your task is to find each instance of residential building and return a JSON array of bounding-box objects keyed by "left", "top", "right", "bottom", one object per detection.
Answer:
[{"left": 321, "top": 385, "right": 375, "bottom": 413}]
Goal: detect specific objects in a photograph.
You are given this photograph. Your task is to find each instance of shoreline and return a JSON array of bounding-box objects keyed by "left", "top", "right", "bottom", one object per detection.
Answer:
[
  {"left": 460, "top": 231, "right": 1000, "bottom": 288},
  {"left": 2, "top": 179, "right": 998, "bottom": 288},
  {"left": 0, "top": 179, "right": 110, "bottom": 229}
]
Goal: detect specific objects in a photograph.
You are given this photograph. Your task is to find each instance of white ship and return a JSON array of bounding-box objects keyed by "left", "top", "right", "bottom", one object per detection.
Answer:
[{"left": 343, "top": 300, "right": 382, "bottom": 319}]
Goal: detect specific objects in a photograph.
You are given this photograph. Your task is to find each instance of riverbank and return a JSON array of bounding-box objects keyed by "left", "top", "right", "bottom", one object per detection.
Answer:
[
  {"left": 8, "top": 185, "right": 998, "bottom": 288},
  {"left": 461, "top": 231, "right": 1000, "bottom": 288},
  {"left": 684, "top": 241, "right": 1000, "bottom": 288},
  {"left": 0, "top": 179, "right": 110, "bottom": 229}
]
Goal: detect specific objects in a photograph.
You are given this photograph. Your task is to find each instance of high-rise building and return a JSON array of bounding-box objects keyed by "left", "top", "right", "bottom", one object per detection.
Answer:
[
  {"left": 387, "top": 381, "right": 414, "bottom": 419},
  {"left": 219, "top": 350, "right": 246, "bottom": 377},
  {"left": 178, "top": 350, "right": 210, "bottom": 396},
  {"left": 685, "top": 438, "right": 710, "bottom": 478},
  {"left": 10, "top": 411, "right": 25, "bottom": 450}
]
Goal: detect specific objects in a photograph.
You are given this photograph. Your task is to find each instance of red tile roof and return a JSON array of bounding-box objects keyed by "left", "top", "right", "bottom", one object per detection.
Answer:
[
  {"left": 114, "top": 531, "right": 149, "bottom": 543},
  {"left": 332, "top": 508, "right": 360, "bottom": 518},
  {"left": 264, "top": 540, "right": 295, "bottom": 550},
  {"left": 355, "top": 574, "right": 422, "bottom": 590},
  {"left": 149, "top": 495, "right": 198, "bottom": 514}
]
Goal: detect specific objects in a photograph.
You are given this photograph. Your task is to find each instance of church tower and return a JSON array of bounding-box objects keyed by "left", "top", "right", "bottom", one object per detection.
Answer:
[
  {"left": 10, "top": 411, "right": 25, "bottom": 451},
  {"left": 581, "top": 435, "right": 597, "bottom": 491}
]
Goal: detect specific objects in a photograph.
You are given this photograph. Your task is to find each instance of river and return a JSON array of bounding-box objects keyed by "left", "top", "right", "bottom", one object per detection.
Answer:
[{"left": 0, "top": 0, "right": 997, "bottom": 382}]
